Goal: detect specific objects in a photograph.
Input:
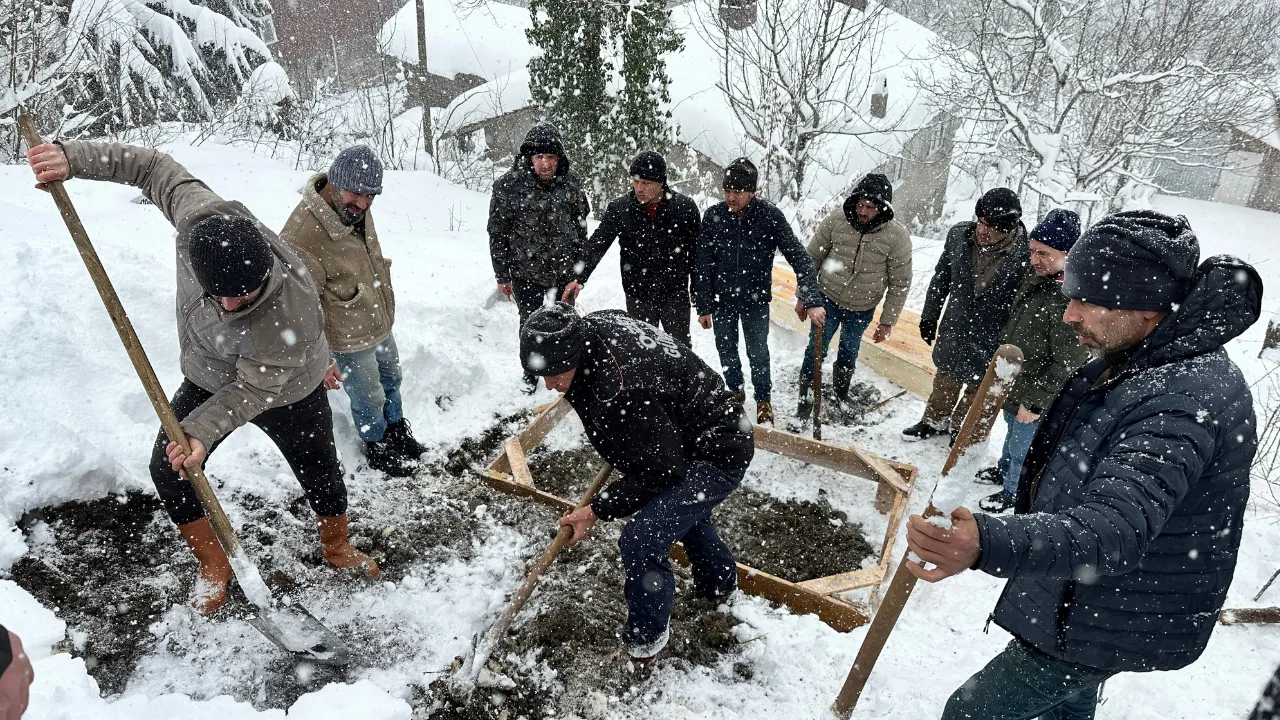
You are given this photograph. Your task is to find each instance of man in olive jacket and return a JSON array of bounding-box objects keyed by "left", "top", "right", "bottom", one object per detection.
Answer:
[
  {"left": 795, "top": 173, "right": 912, "bottom": 418},
  {"left": 281, "top": 146, "right": 425, "bottom": 478},
  {"left": 904, "top": 188, "right": 1029, "bottom": 442},
  {"left": 27, "top": 140, "right": 379, "bottom": 616},
  {"left": 487, "top": 123, "right": 592, "bottom": 391},
  {"left": 977, "top": 209, "right": 1089, "bottom": 513}
]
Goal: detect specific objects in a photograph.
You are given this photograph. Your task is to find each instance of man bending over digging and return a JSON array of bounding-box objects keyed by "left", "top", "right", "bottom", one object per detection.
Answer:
[
  {"left": 520, "top": 303, "right": 754, "bottom": 661},
  {"left": 26, "top": 141, "right": 380, "bottom": 614}
]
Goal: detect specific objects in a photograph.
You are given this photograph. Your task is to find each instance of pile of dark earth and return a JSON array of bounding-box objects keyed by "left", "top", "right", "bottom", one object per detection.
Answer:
[{"left": 4, "top": 416, "right": 875, "bottom": 720}]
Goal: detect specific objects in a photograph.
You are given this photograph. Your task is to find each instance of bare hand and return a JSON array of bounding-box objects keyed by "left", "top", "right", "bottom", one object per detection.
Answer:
[
  {"left": 27, "top": 142, "right": 70, "bottom": 191},
  {"left": 166, "top": 435, "right": 208, "bottom": 480},
  {"left": 905, "top": 506, "right": 981, "bottom": 583},
  {"left": 557, "top": 505, "right": 598, "bottom": 546},
  {"left": 807, "top": 306, "right": 827, "bottom": 327},
  {"left": 0, "top": 631, "right": 34, "bottom": 720},
  {"left": 322, "top": 365, "right": 342, "bottom": 390},
  {"left": 698, "top": 314, "right": 713, "bottom": 330},
  {"left": 872, "top": 323, "right": 893, "bottom": 343},
  {"left": 793, "top": 298, "right": 806, "bottom": 322},
  {"left": 497, "top": 282, "right": 513, "bottom": 297},
  {"left": 560, "top": 281, "right": 583, "bottom": 304},
  {"left": 1016, "top": 404, "right": 1041, "bottom": 424}
]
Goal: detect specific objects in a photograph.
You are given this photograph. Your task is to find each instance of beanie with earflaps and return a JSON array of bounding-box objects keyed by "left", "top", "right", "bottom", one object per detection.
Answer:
[
  {"left": 520, "top": 302, "right": 584, "bottom": 376},
  {"left": 188, "top": 214, "right": 274, "bottom": 298}
]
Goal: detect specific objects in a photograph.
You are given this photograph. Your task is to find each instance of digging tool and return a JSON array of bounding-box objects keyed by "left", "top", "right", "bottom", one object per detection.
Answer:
[
  {"left": 1254, "top": 566, "right": 1280, "bottom": 602},
  {"left": 453, "top": 462, "right": 613, "bottom": 696},
  {"left": 866, "top": 390, "right": 908, "bottom": 415},
  {"left": 830, "top": 344, "right": 1024, "bottom": 718},
  {"left": 812, "top": 328, "right": 825, "bottom": 440},
  {"left": 1219, "top": 607, "right": 1280, "bottom": 625},
  {"left": 18, "top": 115, "right": 350, "bottom": 665}
]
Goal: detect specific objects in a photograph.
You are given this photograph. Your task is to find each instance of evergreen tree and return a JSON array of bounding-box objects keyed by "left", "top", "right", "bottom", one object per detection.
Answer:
[{"left": 527, "top": 0, "right": 679, "bottom": 209}]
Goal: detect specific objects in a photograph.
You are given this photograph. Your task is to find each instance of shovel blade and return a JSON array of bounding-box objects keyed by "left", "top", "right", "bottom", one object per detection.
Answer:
[{"left": 248, "top": 603, "right": 351, "bottom": 665}]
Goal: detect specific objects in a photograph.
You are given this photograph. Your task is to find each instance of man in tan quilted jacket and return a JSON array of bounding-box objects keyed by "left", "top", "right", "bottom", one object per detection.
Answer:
[
  {"left": 794, "top": 173, "right": 912, "bottom": 419},
  {"left": 26, "top": 140, "right": 380, "bottom": 616},
  {"left": 280, "top": 146, "right": 425, "bottom": 477}
]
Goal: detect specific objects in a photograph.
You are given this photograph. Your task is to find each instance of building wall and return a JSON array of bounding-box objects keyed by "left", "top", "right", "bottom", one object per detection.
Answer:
[
  {"left": 871, "top": 112, "right": 957, "bottom": 227},
  {"left": 1235, "top": 131, "right": 1280, "bottom": 214}
]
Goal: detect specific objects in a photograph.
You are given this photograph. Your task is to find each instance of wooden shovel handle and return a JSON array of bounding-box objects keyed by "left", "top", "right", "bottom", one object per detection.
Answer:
[
  {"left": 812, "top": 326, "right": 824, "bottom": 440},
  {"left": 16, "top": 116, "right": 247, "bottom": 567}
]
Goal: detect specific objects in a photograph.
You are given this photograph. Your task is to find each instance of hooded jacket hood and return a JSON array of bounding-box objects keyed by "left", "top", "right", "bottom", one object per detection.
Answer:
[
  {"left": 515, "top": 122, "right": 572, "bottom": 176},
  {"left": 843, "top": 173, "right": 895, "bottom": 233},
  {"left": 1127, "top": 255, "right": 1263, "bottom": 373}
]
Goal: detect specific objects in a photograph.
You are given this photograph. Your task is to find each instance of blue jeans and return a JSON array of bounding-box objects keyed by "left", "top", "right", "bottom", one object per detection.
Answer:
[
  {"left": 800, "top": 296, "right": 876, "bottom": 381},
  {"left": 712, "top": 301, "right": 772, "bottom": 401},
  {"left": 998, "top": 408, "right": 1041, "bottom": 497},
  {"left": 942, "top": 640, "right": 1115, "bottom": 720},
  {"left": 333, "top": 334, "right": 404, "bottom": 442},
  {"left": 619, "top": 462, "right": 743, "bottom": 649}
]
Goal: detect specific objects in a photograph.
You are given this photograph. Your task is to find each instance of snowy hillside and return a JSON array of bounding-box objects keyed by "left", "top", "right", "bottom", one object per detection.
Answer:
[{"left": 0, "top": 141, "right": 1277, "bottom": 718}]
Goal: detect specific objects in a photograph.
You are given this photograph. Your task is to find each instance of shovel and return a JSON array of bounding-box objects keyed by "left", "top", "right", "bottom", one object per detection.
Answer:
[
  {"left": 18, "top": 115, "right": 350, "bottom": 665},
  {"left": 452, "top": 462, "right": 613, "bottom": 697}
]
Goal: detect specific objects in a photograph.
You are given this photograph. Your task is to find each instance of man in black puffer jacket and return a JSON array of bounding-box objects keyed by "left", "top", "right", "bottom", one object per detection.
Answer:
[
  {"left": 905, "top": 211, "right": 1261, "bottom": 720},
  {"left": 520, "top": 303, "right": 754, "bottom": 661},
  {"left": 488, "top": 123, "right": 592, "bottom": 390},
  {"left": 580, "top": 151, "right": 701, "bottom": 346},
  {"left": 694, "top": 157, "right": 824, "bottom": 425}
]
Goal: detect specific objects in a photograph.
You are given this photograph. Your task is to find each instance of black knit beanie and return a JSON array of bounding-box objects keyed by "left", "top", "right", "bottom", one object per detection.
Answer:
[
  {"left": 1063, "top": 210, "right": 1200, "bottom": 312},
  {"left": 188, "top": 215, "right": 273, "bottom": 297},
  {"left": 520, "top": 302, "right": 584, "bottom": 376},
  {"left": 975, "top": 188, "right": 1023, "bottom": 232},
  {"left": 629, "top": 151, "right": 667, "bottom": 183},
  {"left": 723, "top": 157, "right": 758, "bottom": 192}
]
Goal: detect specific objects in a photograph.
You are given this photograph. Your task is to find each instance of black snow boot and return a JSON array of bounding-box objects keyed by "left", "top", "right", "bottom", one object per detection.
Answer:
[
  {"left": 832, "top": 365, "right": 853, "bottom": 405},
  {"left": 901, "top": 420, "right": 947, "bottom": 442},
  {"left": 796, "top": 376, "right": 814, "bottom": 419},
  {"left": 366, "top": 438, "right": 416, "bottom": 477},
  {"left": 385, "top": 418, "right": 427, "bottom": 459},
  {"left": 974, "top": 466, "right": 1003, "bottom": 485},
  {"left": 978, "top": 490, "right": 1015, "bottom": 513}
]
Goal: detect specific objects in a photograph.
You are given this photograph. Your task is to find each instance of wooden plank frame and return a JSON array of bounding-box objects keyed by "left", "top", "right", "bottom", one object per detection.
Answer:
[{"left": 477, "top": 396, "right": 918, "bottom": 633}]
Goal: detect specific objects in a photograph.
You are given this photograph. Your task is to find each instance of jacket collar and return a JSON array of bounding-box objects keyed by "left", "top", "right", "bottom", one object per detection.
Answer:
[{"left": 303, "top": 172, "right": 363, "bottom": 242}]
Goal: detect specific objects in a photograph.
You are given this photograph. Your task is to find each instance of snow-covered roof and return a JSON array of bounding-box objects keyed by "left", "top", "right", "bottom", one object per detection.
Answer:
[
  {"left": 378, "top": 0, "right": 534, "bottom": 82},
  {"left": 434, "top": 0, "right": 946, "bottom": 200}
]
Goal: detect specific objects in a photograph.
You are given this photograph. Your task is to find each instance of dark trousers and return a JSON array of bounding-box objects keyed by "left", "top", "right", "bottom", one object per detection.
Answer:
[
  {"left": 626, "top": 294, "right": 692, "bottom": 347},
  {"left": 618, "top": 461, "right": 743, "bottom": 649},
  {"left": 800, "top": 295, "right": 876, "bottom": 381},
  {"left": 512, "top": 280, "right": 569, "bottom": 328},
  {"left": 942, "top": 640, "right": 1115, "bottom": 720},
  {"left": 150, "top": 380, "right": 348, "bottom": 526},
  {"left": 711, "top": 301, "right": 772, "bottom": 401}
]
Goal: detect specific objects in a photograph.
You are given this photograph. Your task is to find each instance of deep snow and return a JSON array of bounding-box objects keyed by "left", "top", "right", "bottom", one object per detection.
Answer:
[{"left": 0, "top": 140, "right": 1277, "bottom": 718}]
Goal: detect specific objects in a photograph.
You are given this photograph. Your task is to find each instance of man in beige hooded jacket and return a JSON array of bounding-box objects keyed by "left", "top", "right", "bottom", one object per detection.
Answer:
[
  {"left": 280, "top": 146, "right": 425, "bottom": 477},
  {"left": 26, "top": 140, "right": 380, "bottom": 615}
]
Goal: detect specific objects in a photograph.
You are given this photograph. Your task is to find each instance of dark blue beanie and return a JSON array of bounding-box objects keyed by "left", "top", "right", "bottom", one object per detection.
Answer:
[
  {"left": 1029, "top": 208, "right": 1081, "bottom": 252},
  {"left": 1063, "top": 210, "right": 1200, "bottom": 312}
]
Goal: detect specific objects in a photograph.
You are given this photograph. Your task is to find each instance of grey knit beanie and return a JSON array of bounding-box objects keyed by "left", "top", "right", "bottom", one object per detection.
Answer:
[
  {"left": 328, "top": 145, "right": 383, "bottom": 195},
  {"left": 520, "top": 302, "right": 584, "bottom": 376},
  {"left": 1063, "top": 210, "right": 1200, "bottom": 311}
]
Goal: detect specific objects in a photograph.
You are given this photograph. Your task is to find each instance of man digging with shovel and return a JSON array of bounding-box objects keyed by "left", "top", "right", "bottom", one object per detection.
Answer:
[
  {"left": 520, "top": 302, "right": 754, "bottom": 661},
  {"left": 27, "top": 140, "right": 380, "bottom": 615}
]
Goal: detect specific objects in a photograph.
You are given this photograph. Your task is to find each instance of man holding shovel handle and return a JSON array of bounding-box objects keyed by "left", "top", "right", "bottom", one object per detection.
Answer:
[
  {"left": 26, "top": 140, "right": 380, "bottom": 615},
  {"left": 521, "top": 302, "right": 754, "bottom": 662}
]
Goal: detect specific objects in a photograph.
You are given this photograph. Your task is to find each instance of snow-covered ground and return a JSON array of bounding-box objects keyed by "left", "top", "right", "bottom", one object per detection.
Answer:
[{"left": 0, "top": 141, "right": 1277, "bottom": 718}]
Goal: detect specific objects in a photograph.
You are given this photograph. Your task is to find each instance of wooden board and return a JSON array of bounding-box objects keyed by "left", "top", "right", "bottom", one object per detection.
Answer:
[
  {"left": 490, "top": 396, "right": 572, "bottom": 475},
  {"left": 796, "top": 567, "right": 885, "bottom": 595},
  {"left": 770, "top": 264, "right": 936, "bottom": 398},
  {"left": 753, "top": 425, "right": 909, "bottom": 494},
  {"left": 478, "top": 469, "right": 869, "bottom": 632},
  {"left": 504, "top": 437, "right": 535, "bottom": 485}
]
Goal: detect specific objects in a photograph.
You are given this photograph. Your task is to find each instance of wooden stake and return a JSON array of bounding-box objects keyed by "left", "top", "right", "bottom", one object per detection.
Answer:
[
  {"left": 812, "top": 327, "right": 825, "bottom": 440},
  {"left": 830, "top": 344, "right": 1023, "bottom": 717},
  {"left": 1219, "top": 607, "right": 1280, "bottom": 625}
]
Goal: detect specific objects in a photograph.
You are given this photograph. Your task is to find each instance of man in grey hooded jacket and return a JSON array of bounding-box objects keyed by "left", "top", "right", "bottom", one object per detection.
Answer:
[{"left": 27, "top": 140, "right": 380, "bottom": 615}]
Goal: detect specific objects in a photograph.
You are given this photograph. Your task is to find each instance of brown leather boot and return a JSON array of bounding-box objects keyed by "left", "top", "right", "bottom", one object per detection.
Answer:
[
  {"left": 316, "top": 514, "right": 381, "bottom": 580},
  {"left": 178, "top": 517, "right": 233, "bottom": 615},
  {"left": 756, "top": 401, "right": 775, "bottom": 425}
]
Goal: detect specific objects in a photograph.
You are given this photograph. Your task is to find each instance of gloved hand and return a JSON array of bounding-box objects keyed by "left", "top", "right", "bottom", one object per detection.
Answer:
[{"left": 920, "top": 323, "right": 936, "bottom": 346}]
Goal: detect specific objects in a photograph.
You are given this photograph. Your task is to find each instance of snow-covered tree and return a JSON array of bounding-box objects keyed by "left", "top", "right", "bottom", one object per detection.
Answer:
[
  {"left": 697, "top": 0, "right": 894, "bottom": 203},
  {"left": 527, "top": 0, "right": 680, "bottom": 207},
  {"left": 919, "top": 0, "right": 1280, "bottom": 215}
]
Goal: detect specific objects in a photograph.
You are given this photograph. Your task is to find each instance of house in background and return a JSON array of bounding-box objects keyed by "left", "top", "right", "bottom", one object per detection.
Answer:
[
  {"left": 1150, "top": 110, "right": 1280, "bottom": 214},
  {"left": 419, "top": 0, "right": 957, "bottom": 226}
]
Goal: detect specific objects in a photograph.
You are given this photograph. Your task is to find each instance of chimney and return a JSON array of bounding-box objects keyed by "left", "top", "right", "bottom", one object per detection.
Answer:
[{"left": 870, "top": 74, "right": 888, "bottom": 119}]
